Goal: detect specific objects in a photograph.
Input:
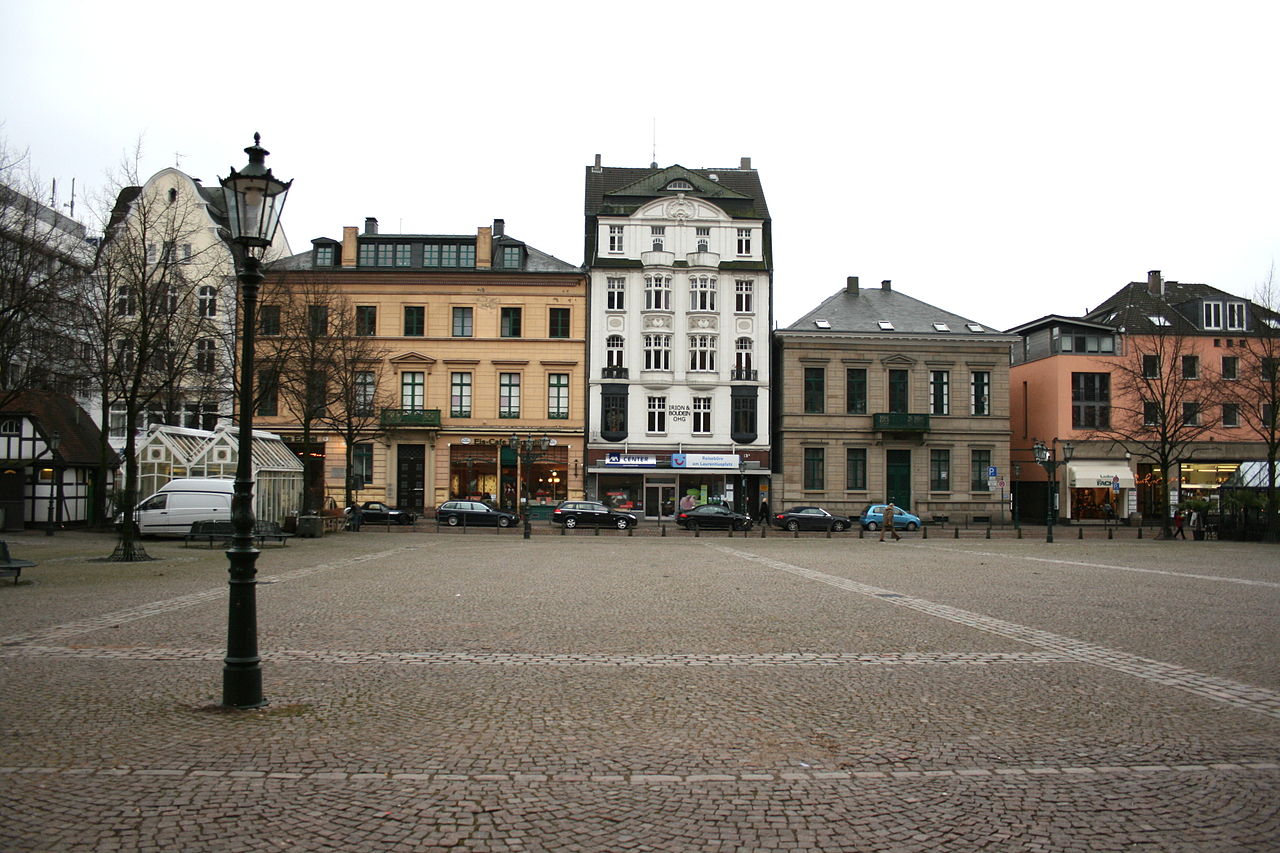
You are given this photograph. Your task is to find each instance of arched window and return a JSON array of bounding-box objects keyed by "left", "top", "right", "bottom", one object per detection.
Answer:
[
  {"left": 606, "top": 334, "right": 624, "bottom": 368},
  {"left": 197, "top": 286, "right": 217, "bottom": 318}
]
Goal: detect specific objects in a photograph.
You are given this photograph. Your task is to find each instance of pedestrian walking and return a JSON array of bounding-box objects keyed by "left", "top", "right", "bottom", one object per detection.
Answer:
[
  {"left": 1173, "top": 509, "right": 1186, "bottom": 539},
  {"left": 758, "top": 498, "right": 770, "bottom": 523},
  {"left": 348, "top": 501, "right": 363, "bottom": 532},
  {"left": 879, "top": 501, "right": 902, "bottom": 541}
]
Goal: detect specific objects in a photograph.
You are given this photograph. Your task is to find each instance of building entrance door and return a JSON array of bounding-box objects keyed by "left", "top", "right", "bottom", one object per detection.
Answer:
[
  {"left": 644, "top": 485, "right": 675, "bottom": 519},
  {"left": 886, "top": 449, "right": 912, "bottom": 510},
  {"left": 396, "top": 444, "right": 426, "bottom": 512}
]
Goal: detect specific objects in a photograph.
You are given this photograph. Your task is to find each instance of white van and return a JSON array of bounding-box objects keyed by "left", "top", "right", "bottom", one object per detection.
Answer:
[{"left": 132, "top": 478, "right": 235, "bottom": 537}]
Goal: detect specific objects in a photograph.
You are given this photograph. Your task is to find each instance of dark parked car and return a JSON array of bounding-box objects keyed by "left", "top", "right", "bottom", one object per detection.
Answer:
[
  {"left": 346, "top": 501, "right": 416, "bottom": 525},
  {"left": 860, "top": 504, "right": 922, "bottom": 531},
  {"left": 771, "top": 506, "right": 853, "bottom": 532},
  {"left": 436, "top": 500, "right": 519, "bottom": 528},
  {"left": 552, "top": 500, "right": 638, "bottom": 529},
  {"left": 675, "top": 503, "right": 754, "bottom": 531}
]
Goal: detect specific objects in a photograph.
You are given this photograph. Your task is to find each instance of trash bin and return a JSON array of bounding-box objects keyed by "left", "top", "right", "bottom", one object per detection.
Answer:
[{"left": 296, "top": 515, "right": 324, "bottom": 538}]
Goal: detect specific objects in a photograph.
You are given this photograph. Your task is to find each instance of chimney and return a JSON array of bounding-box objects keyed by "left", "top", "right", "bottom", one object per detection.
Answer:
[
  {"left": 846, "top": 276, "right": 859, "bottom": 294},
  {"left": 1147, "top": 270, "right": 1162, "bottom": 296},
  {"left": 881, "top": 279, "right": 892, "bottom": 291},
  {"left": 740, "top": 157, "right": 752, "bottom": 169},
  {"left": 592, "top": 154, "right": 602, "bottom": 173},
  {"left": 341, "top": 226, "right": 357, "bottom": 267},
  {"left": 364, "top": 217, "right": 378, "bottom": 235},
  {"left": 493, "top": 218, "right": 505, "bottom": 237},
  {"left": 476, "top": 226, "right": 492, "bottom": 269}
]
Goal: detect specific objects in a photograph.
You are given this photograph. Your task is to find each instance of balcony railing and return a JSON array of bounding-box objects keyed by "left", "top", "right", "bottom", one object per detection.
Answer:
[
  {"left": 601, "top": 366, "right": 629, "bottom": 379},
  {"left": 381, "top": 408, "right": 441, "bottom": 427},
  {"left": 873, "top": 412, "right": 930, "bottom": 432},
  {"left": 730, "top": 368, "right": 758, "bottom": 381}
]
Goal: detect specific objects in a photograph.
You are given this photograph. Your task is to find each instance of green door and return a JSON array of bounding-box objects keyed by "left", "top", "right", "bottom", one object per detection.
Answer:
[{"left": 886, "top": 449, "right": 911, "bottom": 510}]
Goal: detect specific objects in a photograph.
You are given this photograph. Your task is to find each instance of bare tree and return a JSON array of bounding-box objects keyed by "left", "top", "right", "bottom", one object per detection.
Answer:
[
  {"left": 87, "top": 153, "right": 235, "bottom": 560},
  {"left": 1229, "top": 268, "right": 1280, "bottom": 541},
  {"left": 1090, "top": 328, "right": 1221, "bottom": 539}
]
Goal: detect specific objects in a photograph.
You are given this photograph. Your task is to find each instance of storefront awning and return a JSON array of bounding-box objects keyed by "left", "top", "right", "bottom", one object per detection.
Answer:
[{"left": 1066, "top": 461, "right": 1135, "bottom": 489}]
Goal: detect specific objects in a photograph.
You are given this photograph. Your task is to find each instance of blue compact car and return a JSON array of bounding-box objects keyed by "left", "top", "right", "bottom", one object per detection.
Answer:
[{"left": 859, "top": 504, "right": 922, "bottom": 531}]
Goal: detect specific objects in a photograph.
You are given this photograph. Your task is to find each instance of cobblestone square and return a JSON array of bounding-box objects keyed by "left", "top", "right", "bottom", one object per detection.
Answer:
[{"left": 1, "top": 528, "right": 1277, "bottom": 850}]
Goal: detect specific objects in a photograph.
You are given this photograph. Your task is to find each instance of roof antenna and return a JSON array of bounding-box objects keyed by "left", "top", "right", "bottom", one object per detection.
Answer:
[{"left": 651, "top": 117, "right": 658, "bottom": 169}]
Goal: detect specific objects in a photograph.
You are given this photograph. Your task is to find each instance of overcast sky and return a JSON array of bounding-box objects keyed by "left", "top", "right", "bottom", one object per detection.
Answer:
[{"left": 3, "top": 1, "right": 1276, "bottom": 331}]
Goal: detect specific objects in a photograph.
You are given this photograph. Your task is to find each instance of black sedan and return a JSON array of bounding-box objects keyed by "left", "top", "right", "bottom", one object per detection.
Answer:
[
  {"left": 771, "top": 506, "right": 853, "bottom": 532},
  {"left": 436, "top": 500, "right": 519, "bottom": 528},
  {"left": 348, "top": 501, "right": 417, "bottom": 525},
  {"left": 551, "top": 500, "right": 638, "bottom": 529},
  {"left": 675, "top": 504, "right": 754, "bottom": 531}
]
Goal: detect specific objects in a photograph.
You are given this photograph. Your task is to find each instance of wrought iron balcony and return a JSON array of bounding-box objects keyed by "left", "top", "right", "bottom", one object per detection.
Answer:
[
  {"left": 730, "top": 368, "right": 758, "bottom": 381},
  {"left": 601, "top": 366, "right": 629, "bottom": 379},
  {"left": 873, "top": 412, "right": 930, "bottom": 432},
  {"left": 381, "top": 408, "right": 441, "bottom": 427}
]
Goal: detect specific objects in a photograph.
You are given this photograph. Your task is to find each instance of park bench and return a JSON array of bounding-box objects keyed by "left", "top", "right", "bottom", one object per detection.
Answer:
[
  {"left": 254, "top": 521, "right": 293, "bottom": 546},
  {"left": 931, "top": 515, "right": 950, "bottom": 527},
  {"left": 184, "top": 520, "right": 235, "bottom": 547},
  {"left": 0, "top": 541, "right": 36, "bottom": 584}
]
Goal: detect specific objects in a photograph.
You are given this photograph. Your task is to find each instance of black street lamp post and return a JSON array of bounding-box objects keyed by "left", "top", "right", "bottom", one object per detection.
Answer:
[
  {"left": 1033, "top": 438, "right": 1073, "bottom": 543},
  {"left": 45, "top": 430, "right": 61, "bottom": 536},
  {"left": 1012, "top": 463, "right": 1021, "bottom": 532},
  {"left": 219, "top": 134, "right": 291, "bottom": 709},
  {"left": 509, "top": 433, "right": 550, "bottom": 540}
]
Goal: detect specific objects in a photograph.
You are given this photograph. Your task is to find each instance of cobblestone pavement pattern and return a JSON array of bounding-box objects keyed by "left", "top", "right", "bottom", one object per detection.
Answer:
[{"left": 1, "top": 529, "right": 1277, "bottom": 851}]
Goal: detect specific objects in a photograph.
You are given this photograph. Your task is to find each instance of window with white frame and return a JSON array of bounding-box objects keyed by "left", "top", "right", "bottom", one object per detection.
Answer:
[
  {"left": 548, "top": 373, "right": 569, "bottom": 419},
  {"left": 689, "top": 275, "right": 717, "bottom": 311},
  {"left": 689, "top": 334, "right": 717, "bottom": 372},
  {"left": 606, "top": 334, "right": 625, "bottom": 368},
  {"left": 197, "top": 286, "right": 217, "bottom": 317},
  {"left": 643, "top": 333, "right": 671, "bottom": 371},
  {"left": 1204, "top": 301, "right": 1223, "bottom": 330},
  {"left": 930, "top": 370, "right": 950, "bottom": 415},
  {"left": 195, "top": 339, "right": 216, "bottom": 374},
  {"left": 608, "top": 225, "right": 624, "bottom": 253},
  {"left": 650, "top": 226, "right": 665, "bottom": 251},
  {"left": 645, "top": 274, "right": 671, "bottom": 310},
  {"left": 355, "top": 371, "right": 376, "bottom": 415},
  {"left": 1227, "top": 302, "right": 1246, "bottom": 330},
  {"left": 450, "top": 372, "right": 472, "bottom": 417},
  {"left": 735, "top": 337, "right": 753, "bottom": 372},
  {"left": 499, "top": 373, "right": 521, "bottom": 418},
  {"left": 606, "top": 277, "right": 626, "bottom": 311},
  {"left": 109, "top": 404, "right": 127, "bottom": 437},
  {"left": 735, "top": 279, "right": 754, "bottom": 313},
  {"left": 692, "top": 396, "right": 712, "bottom": 434},
  {"left": 695, "top": 226, "right": 710, "bottom": 252},
  {"left": 647, "top": 396, "right": 667, "bottom": 433},
  {"left": 401, "top": 372, "right": 425, "bottom": 410},
  {"left": 736, "top": 228, "right": 751, "bottom": 255}
]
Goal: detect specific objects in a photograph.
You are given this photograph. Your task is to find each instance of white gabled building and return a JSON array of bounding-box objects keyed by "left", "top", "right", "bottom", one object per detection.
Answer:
[{"left": 583, "top": 157, "right": 772, "bottom": 520}]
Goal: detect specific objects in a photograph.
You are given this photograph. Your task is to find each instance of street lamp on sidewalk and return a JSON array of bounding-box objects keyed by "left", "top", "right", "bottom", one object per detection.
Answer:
[
  {"left": 509, "top": 433, "right": 550, "bottom": 540},
  {"left": 45, "top": 430, "right": 61, "bottom": 536},
  {"left": 1033, "top": 438, "right": 1073, "bottom": 543},
  {"left": 219, "top": 134, "right": 291, "bottom": 709}
]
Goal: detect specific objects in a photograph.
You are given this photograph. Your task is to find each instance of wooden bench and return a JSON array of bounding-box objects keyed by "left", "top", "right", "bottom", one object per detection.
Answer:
[{"left": 0, "top": 541, "right": 36, "bottom": 584}]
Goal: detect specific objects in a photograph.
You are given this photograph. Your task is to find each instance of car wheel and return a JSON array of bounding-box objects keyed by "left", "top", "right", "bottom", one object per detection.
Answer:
[
  {"left": 865, "top": 521, "right": 879, "bottom": 531},
  {"left": 906, "top": 521, "right": 918, "bottom": 531},
  {"left": 398, "top": 516, "right": 411, "bottom": 525},
  {"left": 786, "top": 520, "right": 800, "bottom": 532},
  {"left": 564, "top": 517, "right": 578, "bottom": 529},
  {"left": 832, "top": 521, "right": 847, "bottom": 532},
  {"left": 446, "top": 515, "right": 460, "bottom": 526},
  {"left": 615, "top": 518, "right": 629, "bottom": 529},
  {"left": 498, "top": 517, "right": 513, "bottom": 528}
]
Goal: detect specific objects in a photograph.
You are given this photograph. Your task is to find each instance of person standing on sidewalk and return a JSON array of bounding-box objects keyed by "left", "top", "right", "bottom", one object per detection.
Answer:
[
  {"left": 879, "top": 501, "right": 902, "bottom": 542},
  {"left": 348, "top": 501, "right": 363, "bottom": 532}
]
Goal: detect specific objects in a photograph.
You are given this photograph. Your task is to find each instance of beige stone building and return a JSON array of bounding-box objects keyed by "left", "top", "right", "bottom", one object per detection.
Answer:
[
  {"left": 258, "top": 218, "right": 586, "bottom": 515},
  {"left": 773, "top": 277, "right": 1016, "bottom": 525}
]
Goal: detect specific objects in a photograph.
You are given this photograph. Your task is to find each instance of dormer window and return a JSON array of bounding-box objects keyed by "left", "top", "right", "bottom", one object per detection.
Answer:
[
  {"left": 1227, "top": 302, "right": 1246, "bottom": 330},
  {"left": 314, "top": 245, "right": 334, "bottom": 266},
  {"left": 502, "top": 246, "right": 521, "bottom": 268},
  {"left": 1203, "top": 301, "right": 1223, "bottom": 330},
  {"left": 666, "top": 179, "right": 693, "bottom": 191}
]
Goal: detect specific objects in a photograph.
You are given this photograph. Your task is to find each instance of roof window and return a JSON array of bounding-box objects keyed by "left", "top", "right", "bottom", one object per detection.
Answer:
[
  {"left": 932, "top": 322, "right": 951, "bottom": 332},
  {"left": 814, "top": 319, "right": 831, "bottom": 329},
  {"left": 966, "top": 323, "right": 985, "bottom": 333},
  {"left": 877, "top": 320, "right": 895, "bottom": 331},
  {"left": 665, "top": 179, "right": 693, "bottom": 191},
  {"left": 1148, "top": 315, "right": 1172, "bottom": 326}
]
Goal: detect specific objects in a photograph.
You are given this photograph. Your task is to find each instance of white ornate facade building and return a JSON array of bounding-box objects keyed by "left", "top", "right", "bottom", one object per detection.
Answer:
[{"left": 583, "top": 157, "right": 772, "bottom": 519}]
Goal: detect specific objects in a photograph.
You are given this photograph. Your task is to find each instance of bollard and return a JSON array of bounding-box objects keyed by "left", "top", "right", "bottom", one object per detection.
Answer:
[
  {"left": 560, "top": 524, "right": 566, "bottom": 536},
  {"left": 1107, "top": 527, "right": 1113, "bottom": 539},
  {"left": 794, "top": 527, "right": 800, "bottom": 539},
  {"left": 1078, "top": 527, "right": 1084, "bottom": 540},
  {"left": 1017, "top": 528, "right": 1023, "bottom": 539},
  {"left": 694, "top": 524, "right": 700, "bottom": 538},
  {"left": 761, "top": 523, "right": 767, "bottom": 538},
  {"left": 1137, "top": 525, "right": 1143, "bottom": 539},
  {"left": 859, "top": 526, "right": 864, "bottom": 539},
  {"left": 922, "top": 525, "right": 927, "bottom": 540},
  {"left": 728, "top": 525, "right": 733, "bottom": 538},
  {"left": 986, "top": 526, "right": 991, "bottom": 539},
  {"left": 628, "top": 525, "right": 633, "bottom": 537},
  {"left": 595, "top": 525, "right": 600, "bottom": 536},
  {"left": 661, "top": 524, "right": 666, "bottom": 537},
  {"left": 826, "top": 525, "right": 832, "bottom": 539},
  {"left": 954, "top": 527, "right": 960, "bottom": 539}
]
